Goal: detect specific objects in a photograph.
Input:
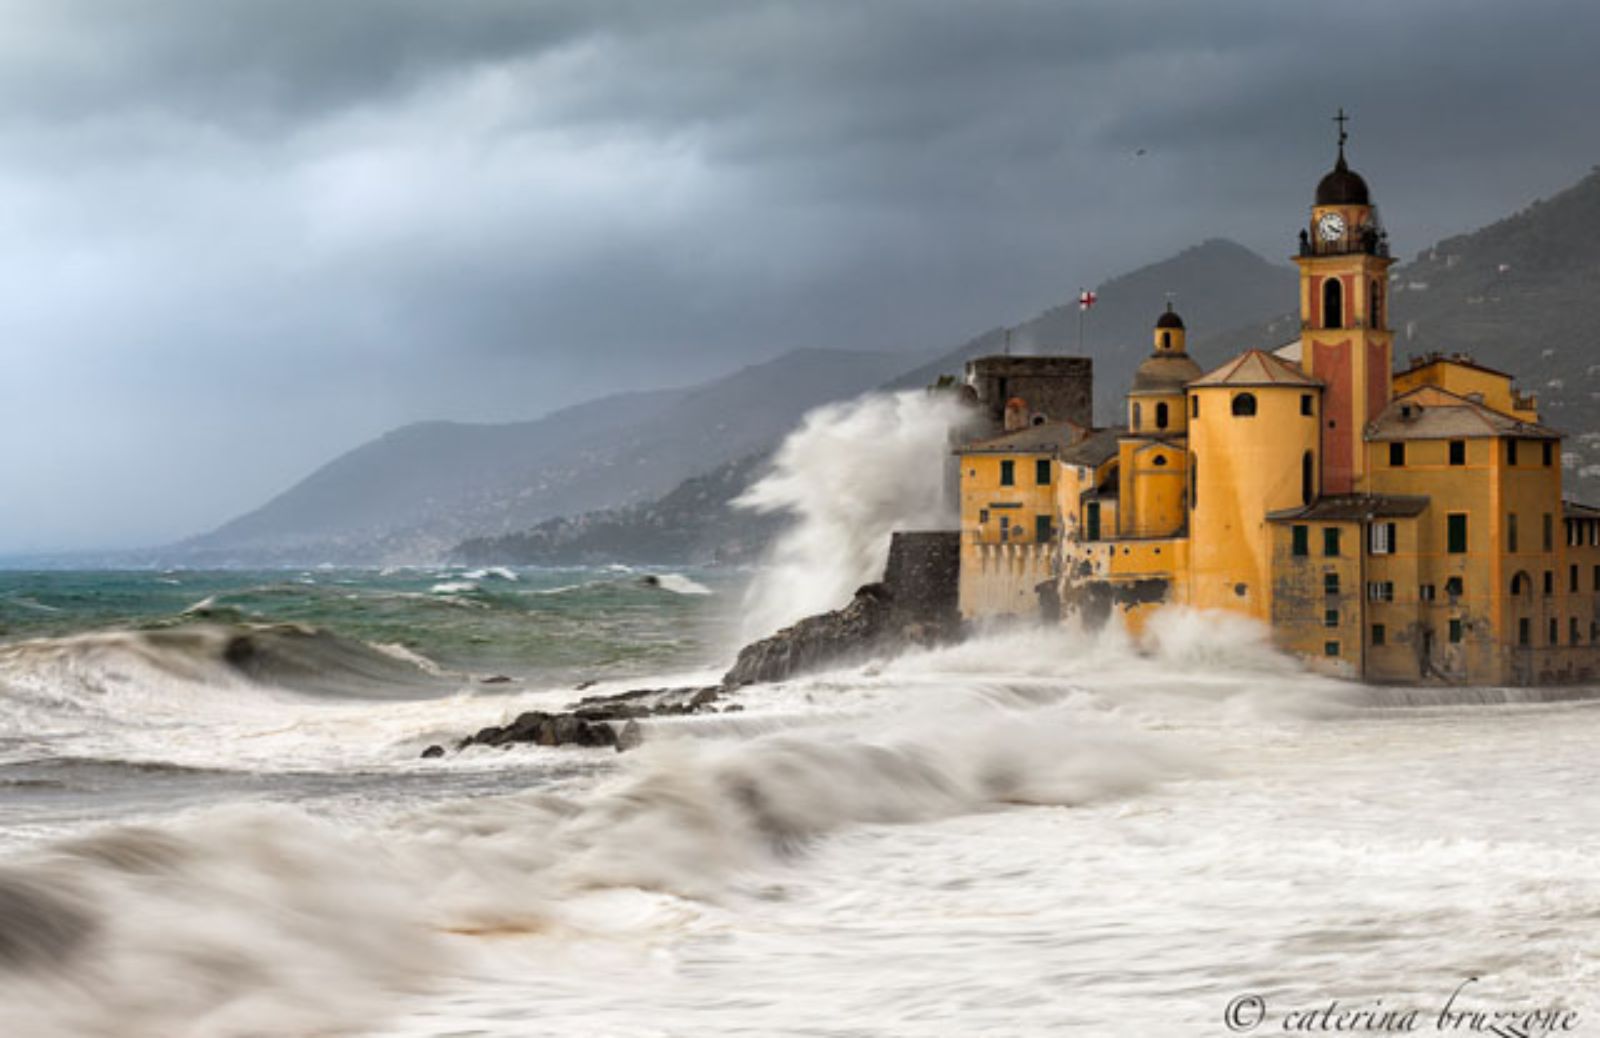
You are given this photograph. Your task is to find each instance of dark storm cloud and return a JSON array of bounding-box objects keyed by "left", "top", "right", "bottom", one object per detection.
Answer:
[{"left": 2, "top": 0, "right": 1598, "bottom": 550}]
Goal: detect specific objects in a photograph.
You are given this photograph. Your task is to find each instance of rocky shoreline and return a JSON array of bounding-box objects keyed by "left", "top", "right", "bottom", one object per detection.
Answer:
[{"left": 422, "top": 543, "right": 963, "bottom": 759}]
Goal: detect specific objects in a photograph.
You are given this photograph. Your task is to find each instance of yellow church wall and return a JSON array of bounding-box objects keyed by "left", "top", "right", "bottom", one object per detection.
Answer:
[
  {"left": 1127, "top": 391, "right": 1186, "bottom": 437},
  {"left": 1116, "top": 439, "right": 1187, "bottom": 539},
  {"left": 1269, "top": 520, "right": 1361, "bottom": 678},
  {"left": 1058, "top": 536, "right": 1187, "bottom": 633},
  {"left": 1188, "top": 385, "right": 1319, "bottom": 621},
  {"left": 1392, "top": 360, "right": 1536, "bottom": 422}
]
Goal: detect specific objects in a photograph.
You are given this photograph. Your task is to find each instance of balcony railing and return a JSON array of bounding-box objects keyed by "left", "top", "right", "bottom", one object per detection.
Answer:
[{"left": 1297, "top": 226, "right": 1390, "bottom": 259}]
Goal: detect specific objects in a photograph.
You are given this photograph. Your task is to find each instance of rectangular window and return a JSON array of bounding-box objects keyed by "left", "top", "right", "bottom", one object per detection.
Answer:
[
  {"left": 1572, "top": 565, "right": 1580, "bottom": 593},
  {"left": 1544, "top": 441, "right": 1554, "bottom": 467},
  {"left": 1324, "top": 641, "right": 1340, "bottom": 657},
  {"left": 1550, "top": 618, "right": 1559, "bottom": 646},
  {"left": 1035, "top": 458, "right": 1051, "bottom": 486},
  {"left": 1086, "top": 502, "right": 1101, "bottom": 542},
  {"left": 1544, "top": 570, "right": 1554, "bottom": 595},
  {"left": 1508, "top": 513, "right": 1519, "bottom": 553},
  {"left": 1389, "top": 442, "right": 1405, "bottom": 467},
  {"left": 1191, "top": 396, "right": 1199, "bottom": 418},
  {"left": 1519, "top": 617, "right": 1531, "bottom": 646},
  {"left": 1507, "top": 440, "right": 1518, "bottom": 466},
  {"left": 999, "top": 460, "right": 1015, "bottom": 486},
  {"left": 1324, "top": 527, "right": 1341, "bottom": 557},
  {"left": 1450, "top": 618, "right": 1464, "bottom": 644},
  {"left": 1372, "top": 624, "right": 1386, "bottom": 646},
  {"left": 1544, "top": 513, "right": 1553, "bottom": 552},
  {"left": 999, "top": 516, "right": 1010, "bottom": 541},
  {"left": 1420, "top": 584, "right": 1436, "bottom": 602},
  {"left": 1035, "top": 514, "right": 1053, "bottom": 543},
  {"left": 1324, "top": 572, "right": 1340, "bottom": 595},
  {"left": 1571, "top": 617, "right": 1581, "bottom": 645},
  {"left": 1300, "top": 394, "right": 1313, "bottom": 416},
  {"left": 1594, "top": 564, "right": 1600, "bottom": 592},
  {"left": 1369, "top": 522, "right": 1395, "bottom": 555},
  {"left": 1449, "top": 440, "right": 1466, "bottom": 466},
  {"left": 1324, "top": 608, "right": 1340, "bottom": 628},
  {"left": 979, "top": 509, "right": 989, "bottom": 523},
  {"left": 1292, "top": 525, "right": 1309, "bottom": 557},
  {"left": 1447, "top": 514, "right": 1468, "bottom": 554},
  {"left": 1366, "top": 581, "right": 1394, "bottom": 602}
]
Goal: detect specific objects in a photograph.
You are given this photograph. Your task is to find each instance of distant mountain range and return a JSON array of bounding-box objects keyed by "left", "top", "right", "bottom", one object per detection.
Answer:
[
  {"left": 176, "top": 166, "right": 1600, "bottom": 566},
  {"left": 173, "top": 348, "right": 910, "bottom": 565}
]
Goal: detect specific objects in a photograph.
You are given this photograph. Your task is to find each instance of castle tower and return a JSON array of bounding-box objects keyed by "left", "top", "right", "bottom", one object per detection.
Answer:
[{"left": 1293, "top": 110, "right": 1395, "bottom": 494}]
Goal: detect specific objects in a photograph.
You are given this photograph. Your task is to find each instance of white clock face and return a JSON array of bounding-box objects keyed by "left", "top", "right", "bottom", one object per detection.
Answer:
[{"left": 1318, "top": 212, "right": 1346, "bottom": 242}]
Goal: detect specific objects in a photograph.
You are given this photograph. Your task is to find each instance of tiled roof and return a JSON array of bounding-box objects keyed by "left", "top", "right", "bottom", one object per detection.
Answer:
[
  {"left": 1563, "top": 500, "right": 1600, "bottom": 520},
  {"left": 1367, "top": 386, "right": 1560, "bottom": 442},
  {"left": 957, "top": 419, "right": 1088, "bottom": 455},
  {"left": 1189, "top": 348, "right": 1321, "bottom": 388},
  {"left": 1058, "top": 427, "right": 1126, "bottom": 467},
  {"left": 1267, "top": 494, "right": 1431, "bottom": 523}
]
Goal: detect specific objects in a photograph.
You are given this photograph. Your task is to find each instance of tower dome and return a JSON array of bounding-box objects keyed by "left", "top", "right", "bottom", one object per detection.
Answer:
[
  {"left": 1315, "top": 152, "right": 1370, "bottom": 206},
  {"left": 1132, "top": 304, "right": 1201, "bottom": 394}
]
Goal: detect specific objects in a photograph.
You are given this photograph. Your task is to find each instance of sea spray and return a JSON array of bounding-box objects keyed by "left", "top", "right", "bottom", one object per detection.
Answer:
[{"left": 735, "top": 390, "right": 965, "bottom": 641}]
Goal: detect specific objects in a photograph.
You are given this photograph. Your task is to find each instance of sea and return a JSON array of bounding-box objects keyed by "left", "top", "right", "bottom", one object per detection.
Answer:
[
  {"left": 2, "top": 391, "right": 1598, "bottom": 1036},
  {"left": 1, "top": 565, "right": 1596, "bottom": 1037}
]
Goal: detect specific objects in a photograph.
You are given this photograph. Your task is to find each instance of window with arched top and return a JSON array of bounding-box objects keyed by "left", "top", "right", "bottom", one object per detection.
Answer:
[
  {"left": 1370, "top": 278, "right": 1382, "bottom": 329},
  {"left": 1160, "top": 331, "right": 1171, "bottom": 350},
  {"left": 1231, "top": 392, "right": 1257, "bottom": 417},
  {"left": 1323, "top": 278, "right": 1344, "bottom": 329},
  {"left": 1132, "top": 402, "right": 1142, "bottom": 430},
  {"left": 1155, "top": 402, "right": 1169, "bottom": 429}
]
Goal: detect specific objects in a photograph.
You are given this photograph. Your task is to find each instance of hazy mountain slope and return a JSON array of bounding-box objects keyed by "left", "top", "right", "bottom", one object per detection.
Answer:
[
  {"left": 888, "top": 238, "right": 1297, "bottom": 420},
  {"left": 179, "top": 348, "right": 911, "bottom": 564},
  {"left": 452, "top": 452, "right": 779, "bottom": 567}
]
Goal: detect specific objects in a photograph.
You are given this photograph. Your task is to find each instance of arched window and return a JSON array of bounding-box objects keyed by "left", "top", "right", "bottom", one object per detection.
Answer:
[
  {"left": 1231, "top": 392, "right": 1257, "bottom": 417},
  {"left": 1323, "top": 278, "right": 1344, "bottom": 329},
  {"left": 1301, "top": 451, "right": 1314, "bottom": 505},
  {"left": 1511, "top": 572, "right": 1531, "bottom": 596},
  {"left": 1160, "top": 331, "right": 1171, "bottom": 350},
  {"left": 1155, "top": 402, "right": 1169, "bottom": 429},
  {"left": 1132, "top": 402, "right": 1142, "bottom": 430},
  {"left": 1370, "top": 278, "right": 1382, "bottom": 329}
]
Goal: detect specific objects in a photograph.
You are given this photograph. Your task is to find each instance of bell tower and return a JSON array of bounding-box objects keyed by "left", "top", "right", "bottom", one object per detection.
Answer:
[{"left": 1294, "top": 109, "right": 1395, "bottom": 495}]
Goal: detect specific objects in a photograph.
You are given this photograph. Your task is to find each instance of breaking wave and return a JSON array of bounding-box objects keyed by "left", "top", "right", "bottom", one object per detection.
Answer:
[
  {"left": 735, "top": 390, "right": 965, "bottom": 641},
  {"left": 0, "top": 688, "right": 1192, "bottom": 1037}
]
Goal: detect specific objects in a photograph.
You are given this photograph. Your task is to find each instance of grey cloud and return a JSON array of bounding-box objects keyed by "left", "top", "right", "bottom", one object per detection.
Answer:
[{"left": 3, "top": 1, "right": 1600, "bottom": 551}]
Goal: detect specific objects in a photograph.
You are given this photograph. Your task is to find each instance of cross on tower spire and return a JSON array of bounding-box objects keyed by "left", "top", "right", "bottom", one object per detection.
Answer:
[{"left": 1333, "top": 107, "right": 1349, "bottom": 158}]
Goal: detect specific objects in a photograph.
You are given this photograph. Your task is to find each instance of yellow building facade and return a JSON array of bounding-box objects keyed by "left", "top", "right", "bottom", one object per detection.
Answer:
[{"left": 953, "top": 130, "right": 1600, "bottom": 684}]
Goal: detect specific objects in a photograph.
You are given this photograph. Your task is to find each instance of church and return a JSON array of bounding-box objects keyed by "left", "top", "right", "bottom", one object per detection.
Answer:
[{"left": 953, "top": 122, "right": 1600, "bottom": 684}]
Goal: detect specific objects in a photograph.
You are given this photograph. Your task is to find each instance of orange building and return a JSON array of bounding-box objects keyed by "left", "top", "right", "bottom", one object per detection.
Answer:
[{"left": 954, "top": 125, "right": 1600, "bottom": 684}]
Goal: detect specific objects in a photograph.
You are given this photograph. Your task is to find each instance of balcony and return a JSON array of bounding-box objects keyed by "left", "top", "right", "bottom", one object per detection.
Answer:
[{"left": 1297, "top": 225, "right": 1390, "bottom": 259}]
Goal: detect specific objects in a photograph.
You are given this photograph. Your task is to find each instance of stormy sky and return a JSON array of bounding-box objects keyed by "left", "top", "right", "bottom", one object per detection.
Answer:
[{"left": 2, "top": 0, "right": 1598, "bottom": 553}]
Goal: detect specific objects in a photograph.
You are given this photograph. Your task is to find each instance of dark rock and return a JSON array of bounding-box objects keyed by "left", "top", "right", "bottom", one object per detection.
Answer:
[
  {"left": 420, "top": 744, "right": 445, "bottom": 759},
  {"left": 574, "top": 679, "right": 597, "bottom": 691},
  {"left": 690, "top": 688, "right": 721, "bottom": 709},
  {"left": 480, "top": 675, "right": 513, "bottom": 685},
  {"left": 617, "top": 719, "right": 644, "bottom": 752}
]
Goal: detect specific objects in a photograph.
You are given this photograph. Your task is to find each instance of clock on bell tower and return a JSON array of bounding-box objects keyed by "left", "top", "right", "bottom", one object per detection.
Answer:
[{"left": 1294, "top": 108, "right": 1395, "bottom": 495}]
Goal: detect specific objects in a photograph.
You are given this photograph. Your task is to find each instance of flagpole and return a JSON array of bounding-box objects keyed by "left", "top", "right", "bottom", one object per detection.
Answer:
[{"left": 1077, "top": 289, "right": 1085, "bottom": 353}]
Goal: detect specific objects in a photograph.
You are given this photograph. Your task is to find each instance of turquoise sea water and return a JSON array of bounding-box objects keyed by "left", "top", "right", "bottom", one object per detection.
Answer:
[{"left": 0, "top": 565, "right": 739, "bottom": 684}]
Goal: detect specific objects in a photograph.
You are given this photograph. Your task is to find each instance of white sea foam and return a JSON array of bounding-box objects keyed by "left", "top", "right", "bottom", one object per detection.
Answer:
[
  {"left": 654, "top": 573, "right": 712, "bottom": 596},
  {"left": 462, "top": 567, "right": 518, "bottom": 582},
  {"left": 735, "top": 390, "right": 963, "bottom": 640},
  {"left": 429, "top": 581, "right": 478, "bottom": 595}
]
